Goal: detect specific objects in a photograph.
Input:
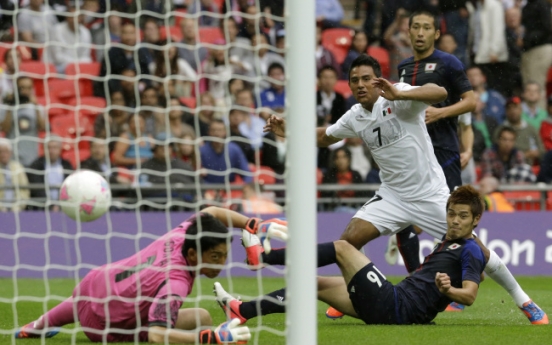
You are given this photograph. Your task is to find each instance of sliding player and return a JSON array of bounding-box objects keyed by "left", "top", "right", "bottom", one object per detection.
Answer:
[
  {"left": 215, "top": 186, "right": 488, "bottom": 325},
  {"left": 14, "top": 207, "right": 276, "bottom": 344},
  {"left": 263, "top": 54, "right": 547, "bottom": 324}
]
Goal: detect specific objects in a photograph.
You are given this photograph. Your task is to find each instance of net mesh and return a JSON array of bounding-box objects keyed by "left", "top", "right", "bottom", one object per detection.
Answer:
[{"left": 0, "top": 0, "right": 288, "bottom": 343}]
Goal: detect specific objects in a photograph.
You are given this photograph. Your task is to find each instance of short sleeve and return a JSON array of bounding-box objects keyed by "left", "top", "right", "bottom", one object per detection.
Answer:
[
  {"left": 326, "top": 108, "right": 357, "bottom": 139},
  {"left": 17, "top": 12, "right": 31, "bottom": 33},
  {"left": 445, "top": 57, "right": 472, "bottom": 96},
  {"left": 392, "top": 82, "right": 428, "bottom": 116},
  {"left": 460, "top": 243, "right": 486, "bottom": 285},
  {"left": 148, "top": 279, "right": 190, "bottom": 328},
  {"left": 458, "top": 113, "right": 471, "bottom": 126}
]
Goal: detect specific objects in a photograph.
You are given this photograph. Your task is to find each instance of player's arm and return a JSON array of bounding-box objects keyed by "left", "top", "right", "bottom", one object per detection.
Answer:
[
  {"left": 435, "top": 273, "right": 479, "bottom": 306},
  {"left": 263, "top": 115, "right": 341, "bottom": 147},
  {"left": 459, "top": 122, "right": 474, "bottom": 169},
  {"left": 425, "top": 91, "right": 477, "bottom": 124},
  {"left": 373, "top": 78, "right": 447, "bottom": 104},
  {"left": 201, "top": 206, "right": 250, "bottom": 229},
  {"left": 149, "top": 320, "right": 250, "bottom": 344}
]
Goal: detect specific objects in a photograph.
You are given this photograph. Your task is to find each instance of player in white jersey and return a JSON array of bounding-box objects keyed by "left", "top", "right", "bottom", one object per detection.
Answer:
[{"left": 263, "top": 54, "right": 548, "bottom": 324}]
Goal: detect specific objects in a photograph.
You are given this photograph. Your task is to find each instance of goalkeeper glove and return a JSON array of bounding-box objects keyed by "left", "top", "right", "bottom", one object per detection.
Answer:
[
  {"left": 198, "top": 319, "right": 251, "bottom": 344},
  {"left": 258, "top": 218, "right": 288, "bottom": 253}
]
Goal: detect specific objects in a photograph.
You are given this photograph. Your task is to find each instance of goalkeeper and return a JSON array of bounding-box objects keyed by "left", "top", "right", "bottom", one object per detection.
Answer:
[{"left": 14, "top": 207, "right": 274, "bottom": 344}]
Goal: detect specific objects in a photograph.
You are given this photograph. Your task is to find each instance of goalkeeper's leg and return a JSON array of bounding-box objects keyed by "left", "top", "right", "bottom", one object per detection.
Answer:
[{"left": 15, "top": 297, "right": 75, "bottom": 338}]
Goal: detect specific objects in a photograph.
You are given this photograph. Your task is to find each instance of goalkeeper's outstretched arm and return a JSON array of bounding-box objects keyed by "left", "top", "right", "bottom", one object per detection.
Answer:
[{"left": 149, "top": 319, "right": 250, "bottom": 344}]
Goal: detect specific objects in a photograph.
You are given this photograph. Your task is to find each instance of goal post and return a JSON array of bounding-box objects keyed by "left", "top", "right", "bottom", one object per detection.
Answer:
[{"left": 285, "top": 0, "right": 317, "bottom": 344}]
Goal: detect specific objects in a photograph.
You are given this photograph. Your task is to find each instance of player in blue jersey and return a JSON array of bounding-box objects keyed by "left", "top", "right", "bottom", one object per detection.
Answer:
[{"left": 214, "top": 186, "right": 493, "bottom": 325}]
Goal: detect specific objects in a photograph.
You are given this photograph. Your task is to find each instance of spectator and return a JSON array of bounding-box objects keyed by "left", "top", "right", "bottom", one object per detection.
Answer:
[
  {"left": 199, "top": 119, "right": 252, "bottom": 183},
  {"left": 315, "top": 25, "right": 340, "bottom": 78},
  {"left": 471, "top": 91, "right": 499, "bottom": 162},
  {"left": 227, "top": 78, "right": 246, "bottom": 103},
  {"left": 111, "top": 114, "right": 153, "bottom": 168},
  {"left": 315, "top": 0, "right": 344, "bottom": 30},
  {"left": 341, "top": 31, "right": 368, "bottom": 80},
  {"left": 222, "top": 0, "right": 255, "bottom": 24},
  {"left": 497, "top": 96, "right": 545, "bottom": 165},
  {"left": 176, "top": 133, "right": 200, "bottom": 171},
  {"left": 94, "top": 22, "right": 151, "bottom": 97},
  {"left": 27, "top": 136, "right": 73, "bottom": 208},
  {"left": 166, "top": 97, "right": 195, "bottom": 138},
  {"left": 321, "top": 147, "right": 367, "bottom": 211},
  {"left": 438, "top": 33, "right": 462, "bottom": 64},
  {"left": 481, "top": 126, "right": 536, "bottom": 183},
  {"left": 468, "top": 0, "right": 509, "bottom": 95},
  {"left": 261, "top": 130, "right": 286, "bottom": 176},
  {"left": 0, "top": 49, "right": 22, "bottom": 100},
  {"left": 344, "top": 137, "right": 371, "bottom": 181},
  {"left": 118, "top": 68, "right": 138, "bottom": 109},
  {"left": 537, "top": 150, "right": 552, "bottom": 183},
  {"left": 150, "top": 42, "right": 197, "bottom": 98},
  {"left": 188, "top": 0, "right": 220, "bottom": 27},
  {"left": 438, "top": 1, "right": 470, "bottom": 65},
  {"left": 504, "top": 6, "right": 524, "bottom": 97},
  {"left": 128, "top": 1, "right": 173, "bottom": 27},
  {"left": 274, "top": 29, "right": 285, "bottom": 57},
  {"left": 383, "top": 9, "right": 413, "bottom": 81},
  {"left": 185, "top": 92, "right": 216, "bottom": 137},
  {"left": 202, "top": 39, "right": 243, "bottom": 102},
  {"left": 521, "top": 81, "right": 548, "bottom": 130},
  {"left": 17, "top": 0, "right": 58, "bottom": 48},
  {"left": 466, "top": 66, "right": 506, "bottom": 124},
  {"left": 224, "top": 17, "right": 254, "bottom": 63},
  {"left": 521, "top": 0, "right": 552, "bottom": 109},
  {"left": 94, "top": 90, "right": 129, "bottom": 141},
  {"left": 46, "top": 1, "right": 92, "bottom": 73},
  {"left": 248, "top": 33, "right": 286, "bottom": 81},
  {"left": 234, "top": 88, "right": 265, "bottom": 149},
  {"left": 260, "top": 63, "right": 285, "bottom": 110},
  {"left": 241, "top": 182, "right": 283, "bottom": 214},
  {"left": 178, "top": 18, "right": 208, "bottom": 71},
  {"left": 141, "top": 18, "right": 162, "bottom": 63},
  {"left": 106, "top": 12, "right": 122, "bottom": 43},
  {"left": 0, "top": 77, "right": 45, "bottom": 167},
  {"left": 479, "top": 176, "right": 515, "bottom": 212},
  {"left": 539, "top": 95, "right": 552, "bottom": 151},
  {"left": 139, "top": 86, "right": 165, "bottom": 136},
  {"left": 140, "top": 132, "right": 196, "bottom": 200},
  {"left": 81, "top": 139, "right": 131, "bottom": 185},
  {"left": 227, "top": 108, "right": 254, "bottom": 163},
  {"left": 316, "top": 65, "right": 346, "bottom": 126},
  {"left": 237, "top": 5, "right": 264, "bottom": 40},
  {"left": 0, "top": 138, "right": 29, "bottom": 212}
]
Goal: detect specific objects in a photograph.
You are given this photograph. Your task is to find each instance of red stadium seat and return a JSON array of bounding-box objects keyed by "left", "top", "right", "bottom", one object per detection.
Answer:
[
  {"left": 65, "top": 62, "right": 101, "bottom": 97},
  {"left": 198, "top": 27, "right": 224, "bottom": 44},
  {"left": 367, "top": 46, "right": 390, "bottom": 79},
  {"left": 248, "top": 164, "right": 277, "bottom": 185},
  {"left": 179, "top": 96, "right": 197, "bottom": 110},
  {"left": 321, "top": 28, "right": 353, "bottom": 65},
  {"left": 50, "top": 113, "right": 93, "bottom": 138},
  {"left": 19, "top": 62, "right": 57, "bottom": 97},
  {"left": 173, "top": 9, "right": 188, "bottom": 28},
  {"left": 503, "top": 191, "right": 542, "bottom": 211},
  {"left": 68, "top": 96, "right": 107, "bottom": 119},
  {"left": 160, "top": 26, "right": 183, "bottom": 42},
  {"left": 47, "top": 79, "right": 78, "bottom": 101},
  {"left": 334, "top": 80, "right": 352, "bottom": 99}
]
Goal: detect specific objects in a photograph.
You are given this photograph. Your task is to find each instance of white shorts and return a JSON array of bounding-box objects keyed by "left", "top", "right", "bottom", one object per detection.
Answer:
[{"left": 353, "top": 185, "right": 449, "bottom": 239}]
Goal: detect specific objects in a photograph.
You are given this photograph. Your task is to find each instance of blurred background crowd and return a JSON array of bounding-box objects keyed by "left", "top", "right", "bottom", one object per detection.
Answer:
[{"left": 1, "top": 0, "right": 552, "bottom": 213}]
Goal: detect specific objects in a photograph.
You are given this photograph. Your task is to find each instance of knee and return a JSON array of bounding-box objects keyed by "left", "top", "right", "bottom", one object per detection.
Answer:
[{"left": 197, "top": 309, "right": 212, "bottom": 327}]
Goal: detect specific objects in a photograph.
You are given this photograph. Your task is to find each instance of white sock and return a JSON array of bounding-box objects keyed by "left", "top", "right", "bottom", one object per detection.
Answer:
[{"left": 484, "top": 250, "right": 530, "bottom": 308}]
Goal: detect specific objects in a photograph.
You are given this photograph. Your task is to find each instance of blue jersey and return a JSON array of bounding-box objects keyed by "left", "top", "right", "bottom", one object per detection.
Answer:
[
  {"left": 397, "top": 50, "right": 472, "bottom": 153},
  {"left": 395, "top": 237, "right": 486, "bottom": 324}
]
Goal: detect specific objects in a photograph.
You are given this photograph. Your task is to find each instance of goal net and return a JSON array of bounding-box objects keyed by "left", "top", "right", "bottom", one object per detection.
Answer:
[{"left": 0, "top": 0, "right": 317, "bottom": 344}]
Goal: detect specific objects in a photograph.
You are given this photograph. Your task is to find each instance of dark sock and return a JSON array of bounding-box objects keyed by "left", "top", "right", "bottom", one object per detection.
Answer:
[
  {"left": 396, "top": 226, "right": 420, "bottom": 274},
  {"left": 261, "top": 242, "right": 337, "bottom": 267},
  {"left": 239, "top": 288, "right": 287, "bottom": 319}
]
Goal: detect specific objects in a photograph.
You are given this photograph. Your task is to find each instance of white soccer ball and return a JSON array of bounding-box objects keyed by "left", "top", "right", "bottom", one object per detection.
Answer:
[{"left": 60, "top": 170, "right": 111, "bottom": 222}]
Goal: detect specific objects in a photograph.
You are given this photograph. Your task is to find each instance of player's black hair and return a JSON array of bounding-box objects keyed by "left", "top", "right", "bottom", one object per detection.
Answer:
[
  {"left": 182, "top": 213, "right": 231, "bottom": 257},
  {"left": 497, "top": 126, "right": 517, "bottom": 139},
  {"left": 267, "top": 62, "right": 284, "bottom": 75},
  {"left": 318, "top": 65, "right": 338, "bottom": 78},
  {"left": 348, "top": 54, "right": 382, "bottom": 81},
  {"left": 446, "top": 185, "right": 485, "bottom": 223},
  {"left": 408, "top": 10, "right": 440, "bottom": 31}
]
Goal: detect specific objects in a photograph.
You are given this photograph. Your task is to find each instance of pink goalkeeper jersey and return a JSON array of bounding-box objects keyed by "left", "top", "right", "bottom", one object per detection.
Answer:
[{"left": 73, "top": 216, "right": 197, "bottom": 332}]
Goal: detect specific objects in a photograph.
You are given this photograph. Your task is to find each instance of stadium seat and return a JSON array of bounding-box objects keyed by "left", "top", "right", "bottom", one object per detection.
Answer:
[
  {"left": 248, "top": 164, "right": 277, "bottom": 185},
  {"left": 65, "top": 62, "right": 101, "bottom": 97},
  {"left": 19, "top": 62, "right": 57, "bottom": 97},
  {"left": 173, "top": 9, "right": 188, "bottom": 28},
  {"left": 50, "top": 113, "right": 93, "bottom": 138},
  {"left": 503, "top": 191, "right": 542, "bottom": 211},
  {"left": 321, "top": 28, "right": 353, "bottom": 65},
  {"left": 179, "top": 96, "right": 197, "bottom": 110},
  {"left": 198, "top": 27, "right": 224, "bottom": 44},
  {"left": 67, "top": 97, "right": 107, "bottom": 119},
  {"left": 334, "top": 80, "right": 352, "bottom": 99},
  {"left": 47, "top": 79, "right": 78, "bottom": 101},
  {"left": 160, "top": 26, "right": 183, "bottom": 42},
  {"left": 547, "top": 67, "right": 552, "bottom": 97},
  {"left": 367, "top": 46, "right": 390, "bottom": 79}
]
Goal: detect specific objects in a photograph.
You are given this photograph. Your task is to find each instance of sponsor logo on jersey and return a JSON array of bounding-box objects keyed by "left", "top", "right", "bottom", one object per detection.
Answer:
[
  {"left": 447, "top": 243, "right": 462, "bottom": 251},
  {"left": 350, "top": 286, "right": 356, "bottom": 293},
  {"left": 382, "top": 107, "right": 392, "bottom": 116},
  {"left": 425, "top": 63, "right": 437, "bottom": 73}
]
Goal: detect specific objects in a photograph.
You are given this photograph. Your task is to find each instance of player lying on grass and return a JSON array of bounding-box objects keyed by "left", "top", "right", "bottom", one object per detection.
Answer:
[
  {"left": 14, "top": 207, "right": 283, "bottom": 344},
  {"left": 263, "top": 54, "right": 548, "bottom": 325},
  {"left": 215, "top": 186, "right": 491, "bottom": 325}
]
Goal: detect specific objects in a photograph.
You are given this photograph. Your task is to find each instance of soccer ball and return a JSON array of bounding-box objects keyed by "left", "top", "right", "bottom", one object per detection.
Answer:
[{"left": 60, "top": 170, "right": 111, "bottom": 222}]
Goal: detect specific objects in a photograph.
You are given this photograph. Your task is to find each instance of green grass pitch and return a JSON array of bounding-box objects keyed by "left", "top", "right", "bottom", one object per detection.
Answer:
[{"left": 1, "top": 276, "right": 550, "bottom": 345}]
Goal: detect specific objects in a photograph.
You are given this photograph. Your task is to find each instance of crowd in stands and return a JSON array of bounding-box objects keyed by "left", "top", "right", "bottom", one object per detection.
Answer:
[{"left": 0, "top": 0, "right": 552, "bottom": 212}]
